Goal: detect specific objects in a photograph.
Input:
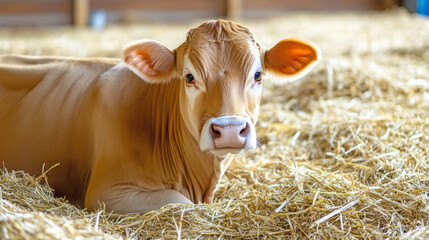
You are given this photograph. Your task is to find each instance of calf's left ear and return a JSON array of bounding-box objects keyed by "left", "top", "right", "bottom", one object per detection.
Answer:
[
  {"left": 263, "top": 39, "right": 321, "bottom": 84},
  {"left": 122, "top": 40, "right": 176, "bottom": 83}
]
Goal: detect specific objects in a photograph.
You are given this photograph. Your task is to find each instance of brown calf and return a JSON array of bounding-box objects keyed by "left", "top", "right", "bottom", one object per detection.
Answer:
[{"left": 0, "top": 20, "right": 320, "bottom": 213}]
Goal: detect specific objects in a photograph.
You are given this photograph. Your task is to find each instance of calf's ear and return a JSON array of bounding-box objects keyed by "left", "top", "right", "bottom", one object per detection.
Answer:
[
  {"left": 263, "top": 39, "right": 321, "bottom": 84},
  {"left": 122, "top": 40, "right": 176, "bottom": 83}
]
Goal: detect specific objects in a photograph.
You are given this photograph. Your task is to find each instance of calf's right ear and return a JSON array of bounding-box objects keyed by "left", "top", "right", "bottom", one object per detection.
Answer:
[
  {"left": 263, "top": 39, "right": 321, "bottom": 84},
  {"left": 122, "top": 40, "right": 176, "bottom": 83}
]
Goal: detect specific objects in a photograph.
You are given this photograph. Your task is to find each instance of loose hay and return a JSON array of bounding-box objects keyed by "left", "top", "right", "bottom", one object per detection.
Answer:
[{"left": 0, "top": 9, "right": 428, "bottom": 239}]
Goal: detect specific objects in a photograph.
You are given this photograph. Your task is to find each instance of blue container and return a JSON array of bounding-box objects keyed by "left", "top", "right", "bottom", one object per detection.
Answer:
[
  {"left": 417, "top": 0, "right": 429, "bottom": 16},
  {"left": 90, "top": 9, "right": 107, "bottom": 30}
]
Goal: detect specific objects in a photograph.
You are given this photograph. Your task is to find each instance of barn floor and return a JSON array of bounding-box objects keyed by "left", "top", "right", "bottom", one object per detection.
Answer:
[{"left": 1, "top": 9, "right": 428, "bottom": 239}]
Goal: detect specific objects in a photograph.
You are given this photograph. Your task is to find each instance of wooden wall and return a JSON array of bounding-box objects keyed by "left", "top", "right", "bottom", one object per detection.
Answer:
[
  {"left": 0, "top": 0, "right": 398, "bottom": 27},
  {"left": 0, "top": 0, "right": 72, "bottom": 27}
]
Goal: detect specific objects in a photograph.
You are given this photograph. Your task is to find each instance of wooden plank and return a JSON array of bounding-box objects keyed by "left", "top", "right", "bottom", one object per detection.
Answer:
[
  {"left": 0, "top": 1, "right": 70, "bottom": 14},
  {"left": 0, "top": 13, "right": 71, "bottom": 27},
  {"left": 243, "top": 0, "right": 396, "bottom": 11},
  {"left": 73, "top": 0, "right": 89, "bottom": 27},
  {"left": 382, "top": 0, "right": 398, "bottom": 9},
  {"left": 90, "top": 0, "right": 221, "bottom": 11},
  {"left": 226, "top": 0, "right": 243, "bottom": 20}
]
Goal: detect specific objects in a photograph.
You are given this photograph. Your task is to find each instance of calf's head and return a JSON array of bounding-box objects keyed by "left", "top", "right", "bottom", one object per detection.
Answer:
[{"left": 123, "top": 20, "right": 320, "bottom": 156}]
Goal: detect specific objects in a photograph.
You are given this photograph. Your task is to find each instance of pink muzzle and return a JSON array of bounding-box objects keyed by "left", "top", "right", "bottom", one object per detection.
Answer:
[{"left": 210, "top": 121, "right": 249, "bottom": 149}]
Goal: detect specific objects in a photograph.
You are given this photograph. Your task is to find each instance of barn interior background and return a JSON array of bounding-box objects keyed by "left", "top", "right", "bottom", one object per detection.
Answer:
[{"left": 0, "top": 0, "right": 428, "bottom": 239}]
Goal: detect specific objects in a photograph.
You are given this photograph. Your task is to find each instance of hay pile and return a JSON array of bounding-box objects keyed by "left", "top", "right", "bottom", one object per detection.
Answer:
[{"left": 1, "top": 9, "right": 428, "bottom": 239}]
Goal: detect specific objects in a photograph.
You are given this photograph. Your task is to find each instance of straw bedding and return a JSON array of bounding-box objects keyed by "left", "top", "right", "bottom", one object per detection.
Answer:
[{"left": 0, "top": 9, "right": 428, "bottom": 239}]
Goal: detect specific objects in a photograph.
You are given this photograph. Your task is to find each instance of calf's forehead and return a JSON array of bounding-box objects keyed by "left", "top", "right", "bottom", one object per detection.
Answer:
[
  {"left": 188, "top": 41, "right": 257, "bottom": 81},
  {"left": 181, "top": 20, "right": 261, "bottom": 81}
]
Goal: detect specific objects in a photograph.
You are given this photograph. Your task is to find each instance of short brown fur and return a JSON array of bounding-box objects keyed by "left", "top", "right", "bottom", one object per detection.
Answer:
[{"left": 0, "top": 20, "right": 319, "bottom": 213}]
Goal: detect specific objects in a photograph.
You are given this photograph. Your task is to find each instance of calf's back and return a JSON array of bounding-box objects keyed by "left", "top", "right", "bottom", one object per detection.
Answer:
[{"left": 0, "top": 55, "right": 119, "bottom": 205}]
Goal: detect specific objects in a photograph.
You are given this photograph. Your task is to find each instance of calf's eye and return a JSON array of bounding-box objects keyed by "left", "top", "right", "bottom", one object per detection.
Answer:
[
  {"left": 186, "top": 74, "right": 195, "bottom": 84},
  {"left": 254, "top": 72, "right": 262, "bottom": 82}
]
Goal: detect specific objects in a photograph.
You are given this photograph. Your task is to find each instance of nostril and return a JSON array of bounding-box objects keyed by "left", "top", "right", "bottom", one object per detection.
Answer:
[
  {"left": 239, "top": 128, "right": 245, "bottom": 134},
  {"left": 213, "top": 129, "right": 221, "bottom": 135},
  {"left": 239, "top": 122, "right": 249, "bottom": 137},
  {"left": 210, "top": 124, "right": 222, "bottom": 138}
]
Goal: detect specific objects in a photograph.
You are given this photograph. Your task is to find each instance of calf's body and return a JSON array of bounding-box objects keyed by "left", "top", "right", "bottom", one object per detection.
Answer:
[
  {"left": 0, "top": 55, "right": 224, "bottom": 212},
  {"left": 0, "top": 56, "right": 116, "bottom": 205},
  {"left": 0, "top": 20, "right": 320, "bottom": 213}
]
